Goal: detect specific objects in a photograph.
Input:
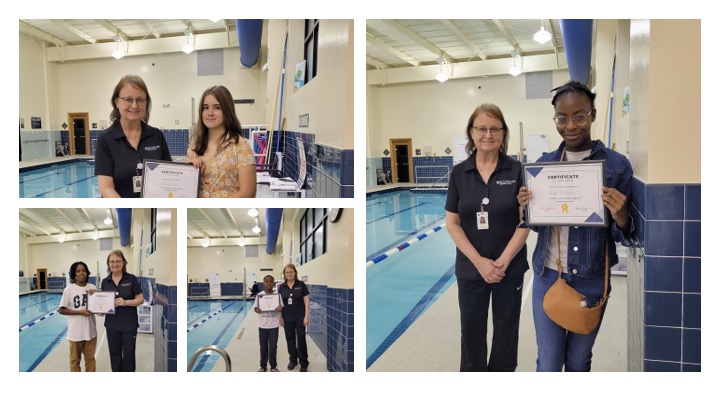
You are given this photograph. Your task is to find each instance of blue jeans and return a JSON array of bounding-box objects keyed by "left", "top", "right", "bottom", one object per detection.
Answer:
[{"left": 532, "top": 268, "right": 609, "bottom": 371}]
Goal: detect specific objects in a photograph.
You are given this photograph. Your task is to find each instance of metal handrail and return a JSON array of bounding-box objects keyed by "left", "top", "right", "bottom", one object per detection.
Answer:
[{"left": 188, "top": 345, "right": 232, "bottom": 372}]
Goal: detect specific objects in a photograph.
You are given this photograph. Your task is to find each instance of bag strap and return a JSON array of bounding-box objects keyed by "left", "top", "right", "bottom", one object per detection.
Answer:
[{"left": 553, "top": 146, "right": 610, "bottom": 302}]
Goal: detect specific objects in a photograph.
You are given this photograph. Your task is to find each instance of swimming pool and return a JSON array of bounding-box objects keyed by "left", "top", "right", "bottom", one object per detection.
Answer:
[
  {"left": 19, "top": 292, "right": 66, "bottom": 372},
  {"left": 19, "top": 160, "right": 99, "bottom": 198},
  {"left": 366, "top": 189, "right": 457, "bottom": 369},
  {"left": 187, "top": 299, "right": 254, "bottom": 372}
]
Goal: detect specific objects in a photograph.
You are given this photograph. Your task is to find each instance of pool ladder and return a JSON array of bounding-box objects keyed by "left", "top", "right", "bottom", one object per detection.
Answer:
[
  {"left": 410, "top": 171, "right": 450, "bottom": 191},
  {"left": 188, "top": 345, "right": 232, "bottom": 372}
]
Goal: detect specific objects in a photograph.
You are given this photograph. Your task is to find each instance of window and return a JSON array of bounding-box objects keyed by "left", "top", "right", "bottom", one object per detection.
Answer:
[
  {"left": 304, "top": 19, "right": 319, "bottom": 84},
  {"left": 150, "top": 208, "right": 157, "bottom": 255},
  {"left": 300, "top": 208, "right": 326, "bottom": 265}
]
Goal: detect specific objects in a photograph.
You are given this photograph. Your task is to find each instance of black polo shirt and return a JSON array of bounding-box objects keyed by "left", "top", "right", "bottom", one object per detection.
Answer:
[
  {"left": 94, "top": 121, "right": 172, "bottom": 198},
  {"left": 278, "top": 280, "right": 309, "bottom": 322},
  {"left": 445, "top": 152, "right": 529, "bottom": 280},
  {"left": 101, "top": 272, "right": 143, "bottom": 331}
]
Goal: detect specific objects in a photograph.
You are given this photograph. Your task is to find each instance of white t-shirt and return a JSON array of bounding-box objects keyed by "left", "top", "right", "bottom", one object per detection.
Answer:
[
  {"left": 59, "top": 283, "right": 98, "bottom": 342},
  {"left": 253, "top": 291, "right": 282, "bottom": 329}
]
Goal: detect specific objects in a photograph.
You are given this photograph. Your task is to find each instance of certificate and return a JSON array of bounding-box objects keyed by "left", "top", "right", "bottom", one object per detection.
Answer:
[
  {"left": 141, "top": 159, "right": 200, "bottom": 198},
  {"left": 258, "top": 294, "right": 280, "bottom": 312},
  {"left": 523, "top": 160, "right": 607, "bottom": 227},
  {"left": 88, "top": 291, "right": 116, "bottom": 314}
]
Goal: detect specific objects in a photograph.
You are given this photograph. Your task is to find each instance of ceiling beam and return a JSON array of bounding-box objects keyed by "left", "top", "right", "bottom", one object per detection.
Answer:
[
  {"left": 50, "top": 19, "right": 97, "bottom": 44},
  {"left": 139, "top": 20, "right": 161, "bottom": 39},
  {"left": 382, "top": 19, "right": 448, "bottom": 61},
  {"left": 366, "top": 32, "right": 420, "bottom": 67},
  {"left": 366, "top": 55, "right": 388, "bottom": 70},
  {"left": 441, "top": 19, "right": 483, "bottom": 60},
  {"left": 197, "top": 208, "right": 228, "bottom": 238},
  {"left": 224, "top": 208, "right": 243, "bottom": 237},
  {"left": 55, "top": 208, "right": 82, "bottom": 233},
  {"left": 19, "top": 21, "right": 68, "bottom": 46},
  {"left": 93, "top": 19, "right": 126, "bottom": 38},
  {"left": 492, "top": 19, "right": 523, "bottom": 56}
]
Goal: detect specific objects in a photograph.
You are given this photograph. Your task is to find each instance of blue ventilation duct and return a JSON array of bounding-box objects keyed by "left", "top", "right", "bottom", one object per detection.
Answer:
[
  {"left": 236, "top": 19, "right": 263, "bottom": 68},
  {"left": 116, "top": 208, "right": 132, "bottom": 247},
  {"left": 560, "top": 19, "right": 593, "bottom": 85},
  {"left": 265, "top": 208, "right": 283, "bottom": 254}
]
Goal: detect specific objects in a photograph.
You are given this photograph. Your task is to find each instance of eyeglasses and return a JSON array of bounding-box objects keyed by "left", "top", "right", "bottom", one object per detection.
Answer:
[
  {"left": 553, "top": 111, "right": 593, "bottom": 127},
  {"left": 117, "top": 96, "right": 148, "bottom": 106},
  {"left": 471, "top": 126, "right": 504, "bottom": 136},
  {"left": 109, "top": 260, "right": 124, "bottom": 265}
]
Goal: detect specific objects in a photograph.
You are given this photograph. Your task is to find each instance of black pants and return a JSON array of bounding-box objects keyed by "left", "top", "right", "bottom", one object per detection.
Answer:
[
  {"left": 457, "top": 275, "right": 524, "bottom": 372},
  {"left": 259, "top": 327, "right": 279, "bottom": 368},
  {"left": 106, "top": 329, "right": 137, "bottom": 372},
  {"left": 283, "top": 320, "right": 309, "bottom": 367}
]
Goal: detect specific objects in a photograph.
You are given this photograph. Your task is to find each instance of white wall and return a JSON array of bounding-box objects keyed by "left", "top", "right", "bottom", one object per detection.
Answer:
[
  {"left": 187, "top": 245, "right": 280, "bottom": 285},
  {"left": 133, "top": 208, "right": 177, "bottom": 287}
]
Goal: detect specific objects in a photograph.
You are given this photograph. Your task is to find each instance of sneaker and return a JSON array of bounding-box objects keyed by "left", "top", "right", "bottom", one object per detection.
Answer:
[
  {"left": 287, "top": 361, "right": 297, "bottom": 370},
  {"left": 270, "top": 368, "right": 280, "bottom": 372},
  {"left": 300, "top": 366, "right": 308, "bottom": 372}
]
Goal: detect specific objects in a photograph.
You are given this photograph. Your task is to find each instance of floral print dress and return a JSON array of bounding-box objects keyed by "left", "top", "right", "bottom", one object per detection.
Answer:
[{"left": 187, "top": 137, "right": 255, "bottom": 198}]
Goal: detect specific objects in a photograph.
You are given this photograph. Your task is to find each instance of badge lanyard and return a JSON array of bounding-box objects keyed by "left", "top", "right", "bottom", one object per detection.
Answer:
[
  {"left": 133, "top": 162, "right": 143, "bottom": 194},
  {"left": 476, "top": 196, "right": 490, "bottom": 230}
]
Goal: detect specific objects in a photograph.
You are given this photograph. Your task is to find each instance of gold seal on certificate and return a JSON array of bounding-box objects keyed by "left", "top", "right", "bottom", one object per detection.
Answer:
[
  {"left": 141, "top": 159, "right": 200, "bottom": 198},
  {"left": 88, "top": 291, "right": 116, "bottom": 314},
  {"left": 523, "top": 160, "right": 607, "bottom": 227},
  {"left": 259, "top": 293, "right": 281, "bottom": 312}
]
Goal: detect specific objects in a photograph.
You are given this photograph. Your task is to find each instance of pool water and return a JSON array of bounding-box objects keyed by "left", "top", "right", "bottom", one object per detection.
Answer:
[
  {"left": 365, "top": 189, "right": 457, "bottom": 368},
  {"left": 19, "top": 292, "right": 66, "bottom": 372},
  {"left": 20, "top": 160, "right": 100, "bottom": 198},
  {"left": 187, "top": 300, "right": 254, "bottom": 372}
]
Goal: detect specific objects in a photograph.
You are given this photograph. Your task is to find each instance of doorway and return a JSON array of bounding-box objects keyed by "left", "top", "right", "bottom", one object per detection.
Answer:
[
  {"left": 390, "top": 138, "right": 414, "bottom": 183},
  {"left": 68, "top": 113, "right": 90, "bottom": 155},
  {"left": 36, "top": 269, "right": 47, "bottom": 290}
]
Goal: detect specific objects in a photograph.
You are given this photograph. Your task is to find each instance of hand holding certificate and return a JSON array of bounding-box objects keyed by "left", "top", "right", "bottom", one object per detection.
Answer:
[
  {"left": 88, "top": 291, "right": 116, "bottom": 314},
  {"left": 258, "top": 293, "right": 281, "bottom": 312},
  {"left": 523, "top": 160, "right": 607, "bottom": 226},
  {"left": 141, "top": 159, "right": 200, "bottom": 198}
]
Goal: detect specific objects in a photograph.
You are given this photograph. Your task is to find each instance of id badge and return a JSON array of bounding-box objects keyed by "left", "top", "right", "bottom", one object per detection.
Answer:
[
  {"left": 476, "top": 212, "right": 489, "bottom": 230},
  {"left": 133, "top": 176, "right": 142, "bottom": 193},
  {"left": 288, "top": 297, "right": 293, "bottom": 305}
]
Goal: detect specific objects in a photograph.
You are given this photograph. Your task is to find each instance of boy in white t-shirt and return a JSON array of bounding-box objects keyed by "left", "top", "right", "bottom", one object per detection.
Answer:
[
  {"left": 254, "top": 275, "right": 283, "bottom": 372},
  {"left": 58, "top": 261, "right": 97, "bottom": 372}
]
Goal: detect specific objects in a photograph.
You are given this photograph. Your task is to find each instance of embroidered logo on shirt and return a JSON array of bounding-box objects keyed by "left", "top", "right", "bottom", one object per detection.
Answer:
[
  {"left": 496, "top": 180, "right": 516, "bottom": 185},
  {"left": 144, "top": 145, "right": 161, "bottom": 151}
]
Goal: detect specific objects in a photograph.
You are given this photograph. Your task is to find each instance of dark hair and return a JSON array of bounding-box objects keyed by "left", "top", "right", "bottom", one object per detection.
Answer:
[
  {"left": 283, "top": 263, "right": 298, "bottom": 279},
  {"left": 106, "top": 249, "right": 128, "bottom": 275},
  {"left": 551, "top": 80, "right": 596, "bottom": 109},
  {"left": 69, "top": 261, "right": 89, "bottom": 284},
  {"left": 464, "top": 103, "right": 509, "bottom": 155},
  {"left": 110, "top": 75, "right": 152, "bottom": 123},
  {"left": 263, "top": 274, "right": 275, "bottom": 282},
  {"left": 190, "top": 85, "right": 243, "bottom": 156}
]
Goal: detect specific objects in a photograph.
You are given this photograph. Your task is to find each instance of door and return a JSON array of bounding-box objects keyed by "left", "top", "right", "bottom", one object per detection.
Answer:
[
  {"left": 37, "top": 269, "right": 47, "bottom": 290},
  {"left": 390, "top": 138, "right": 414, "bottom": 183},
  {"left": 68, "top": 113, "right": 90, "bottom": 155}
]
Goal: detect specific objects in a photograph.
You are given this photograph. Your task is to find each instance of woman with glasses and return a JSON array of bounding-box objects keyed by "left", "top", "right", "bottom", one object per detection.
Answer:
[
  {"left": 445, "top": 103, "right": 529, "bottom": 371},
  {"left": 186, "top": 85, "right": 256, "bottom": 197},
  {"left": 95, "top": 75, "right": 172, "bottom": 198},
  {"left": 517, "top": 80, "right": 635, "bottom": 371},
  {"left": 98, "top": 250, "right": 144, "bottom": 372}
]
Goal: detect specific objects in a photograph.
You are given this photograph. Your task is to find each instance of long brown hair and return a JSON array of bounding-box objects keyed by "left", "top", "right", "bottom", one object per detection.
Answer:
[
  {"left": 190, "top": 85, "right": 243, "bottom": 156},
  {"left": 109, "top": 75, "right": 152, "bottom": 123},
  {"left": 464, "top": 103, "right": 510, "bottom": 155}
]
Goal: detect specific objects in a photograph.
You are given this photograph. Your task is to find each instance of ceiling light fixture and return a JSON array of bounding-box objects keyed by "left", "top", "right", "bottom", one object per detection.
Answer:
[
  {"left": 112, "top": 35, "right": 125, "bottom": 60},
  {"left": 202, "top": 234, "right": 210, "bottom": 248},
  {"left": 435, "top": 58, "right": 450, "bottom": 83},
  {"left": 58, "top": 231, "right": 66, "bottom": 243},
  {"left": 93, "top": 229, "right": 99, "bottom": 240},
  {"left": 534, "top": 21, "right": 552, "bottom": 45},
  {"left": 252, "top": 218, "right": 261, "bottom": 234},
  {"left": 248, "top": 208, "right": 259, "bottom": 218},
  {"left": 104, "top": 209, "right": 113, "bottom": 225},
  {"left": 508, "top": 51, "right": 522, "bottom": 77},
  {"left": 238, "top": 234, "right": 245, "bottom": 247},
  {"left": 182, "top": 29, "right": 194, "bottom": 54}
]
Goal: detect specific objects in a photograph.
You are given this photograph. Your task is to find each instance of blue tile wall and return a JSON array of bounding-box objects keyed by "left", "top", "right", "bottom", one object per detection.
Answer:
[
  {"left": 87, "top": 129, "right": 189, "bottom": 157},
  {"left": 47, "top": 276, "right": 66, "bottom": 293},
  {"left": 307, "top": 284, "right": 353, "bottom": 372},
  {"left": 633, "top": 178, "right": 701, "bottom": 371},
  {"left": 283, "top": 131, "right": 354, "bottom": 198},
  {"left": 187, "top": 282, "right": 244, "bottom": 297},
  {"left": 220, "top": 282, "right": 245, "bottom": 296},
  {"left": 188, "top": 283, "right": 210, "bottom": 297},
  {"left": 155, "top": 283, "right": 178, "bottom": 372},
  {"left": 139, "top": 276, "right": 156, "bottom": 304},
  {"left": 377, "top": 156, "right": 453, "bottom": 184}
]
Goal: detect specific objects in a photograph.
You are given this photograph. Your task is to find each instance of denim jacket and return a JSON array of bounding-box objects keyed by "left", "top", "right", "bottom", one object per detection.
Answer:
[{"left": 526, "top": 140, "right": 636, "bottom": 278}]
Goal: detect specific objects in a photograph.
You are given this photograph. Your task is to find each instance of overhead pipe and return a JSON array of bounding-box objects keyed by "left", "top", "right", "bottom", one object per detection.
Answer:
[
  {"left": 265, "top": 208, "right": 283, "bottom": 254},
  {"left": 559, "top": 19, "right": 593, "bottom": 85},
  {"left": 236, "top": 19, "right": 263, "bottom": 68},
  {"left": 116, "top": 208, "right": 132, "bottom": 247}
]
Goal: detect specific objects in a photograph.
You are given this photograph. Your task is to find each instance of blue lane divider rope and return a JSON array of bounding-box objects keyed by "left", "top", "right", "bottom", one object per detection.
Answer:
[
  {"left": 366, "top": 223, "right": 447, "bottom": 268},
  {"left": 187, "top": 308, "right": 224, "bottom": 333},
  {"left": 19, "top": 310, "right": 59, "bottom": 332}
]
